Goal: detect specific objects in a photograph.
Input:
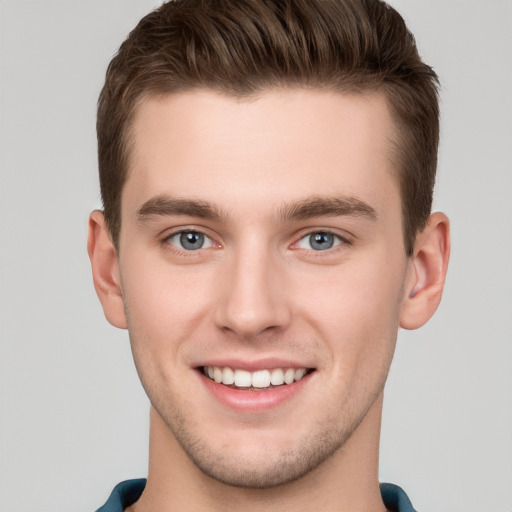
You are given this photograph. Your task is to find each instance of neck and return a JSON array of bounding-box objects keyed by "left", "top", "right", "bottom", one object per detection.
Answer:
[{"left": 128, "top": 393, "right": 387, "bottom": 512}]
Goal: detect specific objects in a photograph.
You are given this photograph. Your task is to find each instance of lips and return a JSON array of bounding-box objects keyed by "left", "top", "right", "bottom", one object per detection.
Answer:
[
  {"left": 203, "top": 366, "right": 310, "bottom": 389},
  {"left": 196, "top": 359, "right": 315, "bottom": 411}
]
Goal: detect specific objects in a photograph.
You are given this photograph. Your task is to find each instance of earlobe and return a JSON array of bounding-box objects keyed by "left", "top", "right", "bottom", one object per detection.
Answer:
[
  {"left": 87, "top": 210, "right": 127, "bottom": 329},
  {"left": 400, "top": 212, "right": 451, "bottom": 330}
]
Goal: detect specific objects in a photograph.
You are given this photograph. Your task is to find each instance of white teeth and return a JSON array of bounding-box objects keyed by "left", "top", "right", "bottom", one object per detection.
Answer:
[
  {"left": 213, "top": 367, "right": 223, "bottom": 383},
  {"left": 252, "top": 370, "right": 270, "bottom": 388},
  {"left": 284, "top": 368, "right": 295, "bottom": 385},
  {"left": 270, "top": 368, "right": 284, "bottom": 385},
  {"left": 222, "top": 367, "right": 235, "bottom": 385},
  {"left": 203, "top": 366, "right": 310, "bottom": 388},
  {"left": 234, "top": 369, "right": 252, "bottom": 387},
  {"left": 294, "top": 368, "right": 307, "bottom": 381}
]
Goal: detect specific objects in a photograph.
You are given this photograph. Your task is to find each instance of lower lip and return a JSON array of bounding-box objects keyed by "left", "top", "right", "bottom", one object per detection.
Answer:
[{"left": 199, "top": 371, "right": 312, "bottom": 413}]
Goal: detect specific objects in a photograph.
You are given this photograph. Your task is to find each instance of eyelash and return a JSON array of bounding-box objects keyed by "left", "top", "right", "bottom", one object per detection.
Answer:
[
  {"left": 291, "top": 230, "right": 352, "bottom": 255},
  {"left": 161, "top": 229, "right": 218, "bottom": 255},
  {"left": 160, "top": 228, "right": 351, "bottom": 255}
]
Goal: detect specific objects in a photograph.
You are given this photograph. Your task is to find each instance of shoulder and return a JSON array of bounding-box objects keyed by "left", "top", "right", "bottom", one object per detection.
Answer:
[
  {"left": 95, "top": 479, "right": 146, "bottom": 512},
  {"left": 380, "top": 483, "right": 418, "bottom": 512},
  {"left": 95, "top": 479, "right": 415, "bottom": 511}
]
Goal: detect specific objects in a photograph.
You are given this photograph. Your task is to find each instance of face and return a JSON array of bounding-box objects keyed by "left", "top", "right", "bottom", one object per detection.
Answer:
[{"left": 116, "top": 88, "right": 412, "bottom": 487}]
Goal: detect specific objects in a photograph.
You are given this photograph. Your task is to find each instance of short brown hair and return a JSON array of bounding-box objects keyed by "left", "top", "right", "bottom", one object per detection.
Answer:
[{"left": 97, "top": 0, "right": 439, "bottom": 255}]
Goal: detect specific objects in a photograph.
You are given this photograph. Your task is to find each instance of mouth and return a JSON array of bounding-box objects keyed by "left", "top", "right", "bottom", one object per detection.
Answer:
[{"left": 201, "top": 366, "right": 313, "bottom": 390}]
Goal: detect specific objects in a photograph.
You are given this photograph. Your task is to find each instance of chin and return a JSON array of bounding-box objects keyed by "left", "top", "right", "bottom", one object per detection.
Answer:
[
  {"left": 188, "top": 445, "right": 327, "bottom": 488},
  {"left": 169, "top": 415, "right": 352, "bottom": 489}
]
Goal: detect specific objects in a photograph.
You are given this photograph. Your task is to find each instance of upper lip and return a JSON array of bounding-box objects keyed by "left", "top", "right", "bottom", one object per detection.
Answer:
[{"left": 194, "top": 358, "right": 314, "bottom": 371}]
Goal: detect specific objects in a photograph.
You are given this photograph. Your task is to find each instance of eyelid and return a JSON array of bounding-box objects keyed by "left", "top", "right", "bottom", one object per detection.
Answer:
[
  {"left": 161, "top": 226, "right": 222, "bottom": 252},
  {"left": 168, "top": 231, "right": 214, "bottom": 249},
  {"left": 290, "top": 229, "right": 352, "bottom": 251}
]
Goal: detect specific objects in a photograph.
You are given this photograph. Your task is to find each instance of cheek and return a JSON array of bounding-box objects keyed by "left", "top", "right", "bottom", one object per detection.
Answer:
[
  {"left": 301, "top": 257, "right": 404, "bottom": 325},
  {"left": 296, "top": 258, "right": 405, "bottom": 371},
  {"left": 120, "top": 251, "right": 214, "bottom": 338},
  {"left": 121, "top": 262, "right": 207, "bottom": 400}
]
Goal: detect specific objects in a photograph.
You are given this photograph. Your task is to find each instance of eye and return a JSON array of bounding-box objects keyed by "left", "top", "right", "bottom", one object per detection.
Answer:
[
  {"left": 296, "top": 231, "right": 343, "bottom": 251},
  {"left": 166, "top": 230, "right": 214, "bottom": 251}
]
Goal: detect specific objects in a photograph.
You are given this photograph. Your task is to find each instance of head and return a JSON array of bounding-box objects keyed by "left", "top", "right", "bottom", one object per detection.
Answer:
[
  {"left": 97, "top": 0, "right": 439, "bottom": 256},
  {"left": 89, "top": 0, "right": 450, "bottom": 494}
]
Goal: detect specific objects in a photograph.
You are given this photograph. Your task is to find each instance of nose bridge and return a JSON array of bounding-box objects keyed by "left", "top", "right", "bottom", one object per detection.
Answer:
[{"left": 214, "top": 236, "right": 289, "bottom": 338}]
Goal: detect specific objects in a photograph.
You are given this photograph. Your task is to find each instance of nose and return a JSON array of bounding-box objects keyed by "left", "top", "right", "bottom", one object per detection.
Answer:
[{"left": 213, "top": 243, "right": 291, "bottom": 339}]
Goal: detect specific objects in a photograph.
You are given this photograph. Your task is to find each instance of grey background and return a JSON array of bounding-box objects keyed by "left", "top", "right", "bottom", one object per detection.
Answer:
[{"left": 0, "top": 1, "right": 511, "bottom": 511}]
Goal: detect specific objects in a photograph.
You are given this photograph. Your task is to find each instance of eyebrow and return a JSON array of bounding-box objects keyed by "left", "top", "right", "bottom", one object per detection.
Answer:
[
  {"left": 278, "top": 196, "right": 377, "bottom": 222},
  {"left": 137, "top": 195, "right": 225, "bottom": 222},
  {"left": 136, "top": 194, "right": 377, "bottom": 223}
]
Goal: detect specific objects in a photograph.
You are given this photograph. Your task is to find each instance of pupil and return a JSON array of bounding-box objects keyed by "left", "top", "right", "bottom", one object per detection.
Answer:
[
  {"left": 180, "top": 231, "right": 203, "bottom": 250},
  {"left": 310, "top": 232, "right": 333, "bottom": 250}
]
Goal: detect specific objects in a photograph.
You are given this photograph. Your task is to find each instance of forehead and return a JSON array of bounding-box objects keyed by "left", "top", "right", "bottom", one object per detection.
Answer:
[{"left": 124, "top": 88, "right": 400, "bottom": 221}]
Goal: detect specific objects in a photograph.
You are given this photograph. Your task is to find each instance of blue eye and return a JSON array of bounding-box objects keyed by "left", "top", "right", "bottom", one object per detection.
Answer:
[
  {"left": 296, "top": 232, "right": 342, "bottom": 251},
  {"left": 167, "top": 231, "right": 214, "bottom": 251}
]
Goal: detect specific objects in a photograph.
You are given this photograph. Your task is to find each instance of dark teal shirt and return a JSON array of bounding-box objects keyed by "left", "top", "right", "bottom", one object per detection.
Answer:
[{"left": 96, "top": 479, "right": 417, "bottom": 511}]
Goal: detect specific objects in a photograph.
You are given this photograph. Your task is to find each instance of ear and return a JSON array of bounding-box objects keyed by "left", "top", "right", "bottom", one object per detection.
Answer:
[
  {"left": 400, "top": 212, "right": 451, "bottom": 330},
  {"left": 87, "top": 210, "right": 127, "bottom": 329}
]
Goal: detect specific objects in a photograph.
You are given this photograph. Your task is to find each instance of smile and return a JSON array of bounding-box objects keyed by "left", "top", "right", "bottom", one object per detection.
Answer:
[{"left": 202, "top": 366, "right": 310, "bottom": 389}]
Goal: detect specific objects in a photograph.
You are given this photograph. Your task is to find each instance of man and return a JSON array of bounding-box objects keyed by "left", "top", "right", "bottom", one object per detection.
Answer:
[{"left": 88, "top": 0, "right": 450, "bottom": 510}]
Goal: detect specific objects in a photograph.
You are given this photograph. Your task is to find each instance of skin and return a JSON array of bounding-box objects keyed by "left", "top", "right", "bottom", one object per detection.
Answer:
[{"left": 88, "top": 88, "right": 450, "bottom": 512}]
